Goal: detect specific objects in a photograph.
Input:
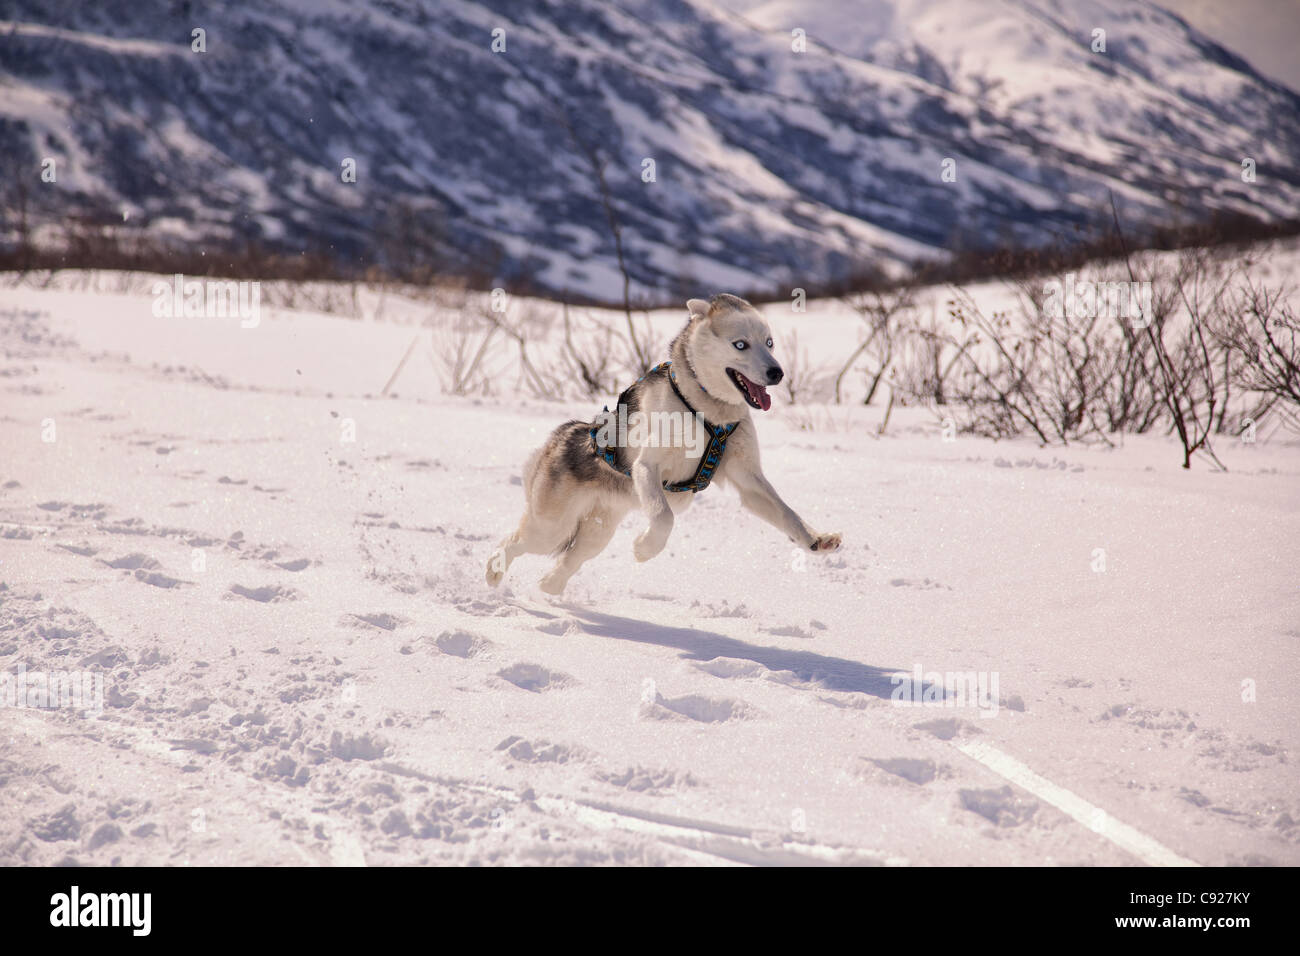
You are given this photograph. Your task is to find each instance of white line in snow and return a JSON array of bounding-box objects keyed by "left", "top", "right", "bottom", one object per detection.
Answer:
[
  {"left": 379, "top": 761, "right": 903, "bottom": 865},
  {"left": 955, "top": 739, "right": 1200, "bottom": 867},
  {"left": 542, "top": 797, "right": 902, "bottom": 867}
]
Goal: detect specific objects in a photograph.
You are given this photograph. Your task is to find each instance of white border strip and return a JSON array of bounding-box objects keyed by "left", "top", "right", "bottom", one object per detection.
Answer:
[{"left": 955, "top": 739, "right": 1200, "bottom": 867}]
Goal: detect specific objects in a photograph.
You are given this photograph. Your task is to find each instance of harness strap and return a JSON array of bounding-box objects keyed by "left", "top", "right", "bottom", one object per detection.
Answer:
[{"left": 589, "top": 361, "right": 738, "bottom": 494}]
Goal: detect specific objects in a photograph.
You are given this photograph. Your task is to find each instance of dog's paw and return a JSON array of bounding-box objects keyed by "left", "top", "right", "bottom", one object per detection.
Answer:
[
  {"left": 485, "top": 551, "right": 506, "bottom": 587},
  {"left": 633, "top": 530, "right": 667, "bottom": 563},
  {"left": 537, "top": 572, "right": 567, "bottom": 595},
  {"left": 810, "top": 532, "right": 842, "bottom": 553}
]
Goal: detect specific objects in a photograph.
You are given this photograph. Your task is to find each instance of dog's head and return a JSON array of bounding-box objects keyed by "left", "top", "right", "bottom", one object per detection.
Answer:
[{"left": 682, "top": 294, "right": 783, "bottom": 412}]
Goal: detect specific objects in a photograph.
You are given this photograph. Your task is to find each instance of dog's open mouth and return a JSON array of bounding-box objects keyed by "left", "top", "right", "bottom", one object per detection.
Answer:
[{"left": 726, "top": 368, "right": 771, "bottom": 411}]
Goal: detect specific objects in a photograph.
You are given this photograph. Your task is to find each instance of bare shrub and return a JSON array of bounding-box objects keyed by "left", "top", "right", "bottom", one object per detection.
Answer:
[
  {"left": 1110, "top": 244, "right": 1241, "bottom": 468},
  {"left": 476, "top": 300, "right": 566, "bottom": 399},
  {"left": 558, "top": 302, "right": 620, "bottom": 398},
  {"left": 834, "top": 287, "right": 915, "bottom": 405},
  {"left": 892, "top": 296, "right": 974, "bottom": 408},
  {"left": 1216, "top": 271, "right": 1300, "bottom": 420},
  {"left": 777, "top": 328, "right": 828, "bottom": 405},
  {"left": 934, "top": 239, "right": 1270, "bottom": 466},
  {"left": 942, "top": 283, "right": 1116, "bottom": 445},
  {"left": 432, "top": 310, "right": 499, "bottom": 396}
]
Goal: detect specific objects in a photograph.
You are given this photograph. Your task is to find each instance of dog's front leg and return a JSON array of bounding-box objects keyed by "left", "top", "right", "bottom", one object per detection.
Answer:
[
  {"left": 631, "top": 459, "right": 673, "bottom": 562},
  {"left": 731, "top": 468, "right": 841, "bottom": 552}
]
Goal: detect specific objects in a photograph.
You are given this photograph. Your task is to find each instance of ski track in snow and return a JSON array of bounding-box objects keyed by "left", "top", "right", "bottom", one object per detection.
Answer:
[{"left": 1, "top": 278, "right": 1298, "bottom": 866}]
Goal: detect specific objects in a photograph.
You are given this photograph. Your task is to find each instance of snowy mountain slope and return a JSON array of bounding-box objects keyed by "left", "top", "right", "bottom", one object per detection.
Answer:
[
  {"left": 1, "top": 0, "right": 1298, "bottom": 300},
  {"left": 1, "top": 270, "right": 1298, "bottom": 865}
]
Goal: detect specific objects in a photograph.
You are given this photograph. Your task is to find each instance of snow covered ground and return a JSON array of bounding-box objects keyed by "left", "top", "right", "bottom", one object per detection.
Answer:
[{"left": 1, "top": 270, "right": 1297, "bottom": 866}]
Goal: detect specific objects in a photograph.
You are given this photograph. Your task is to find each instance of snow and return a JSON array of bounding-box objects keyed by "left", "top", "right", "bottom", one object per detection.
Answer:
[
  {"left": 0, "top": 21, "right": 182, "bottom": 58},
  {"left": 1, "top": 267, "right": 1297, "bottom": 866}
]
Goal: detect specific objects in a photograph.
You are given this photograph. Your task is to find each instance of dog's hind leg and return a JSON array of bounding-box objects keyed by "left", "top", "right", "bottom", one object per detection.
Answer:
[
  {"left": 538, "top": 507, "right": 621, "bottom": 595},
  {"left": 486, "top": 512, "right": 564, "bottom": 587}
]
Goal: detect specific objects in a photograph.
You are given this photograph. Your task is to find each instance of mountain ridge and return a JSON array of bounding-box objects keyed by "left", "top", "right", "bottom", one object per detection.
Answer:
[{"left": 1, "top": 0, "right": 1297, "bottom": 300}]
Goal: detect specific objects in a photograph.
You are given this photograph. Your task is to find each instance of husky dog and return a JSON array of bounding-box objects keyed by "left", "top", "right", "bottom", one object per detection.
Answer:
[{"left": 486, "top": 293, "right": 842, "bottom": 594}]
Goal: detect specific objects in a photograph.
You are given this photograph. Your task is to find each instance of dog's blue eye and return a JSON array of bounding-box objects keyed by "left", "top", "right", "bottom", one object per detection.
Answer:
[{"left": 733, "top": 340, "right": 746, "bottom": 350}]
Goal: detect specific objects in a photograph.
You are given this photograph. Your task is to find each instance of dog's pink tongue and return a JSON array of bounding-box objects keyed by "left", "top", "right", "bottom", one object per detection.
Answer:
[{"left": 741, "top": 372, "right": 772, "bottom": 410}]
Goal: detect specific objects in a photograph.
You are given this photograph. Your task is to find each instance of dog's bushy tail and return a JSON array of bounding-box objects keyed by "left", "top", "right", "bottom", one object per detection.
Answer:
[{"left": 549, "top": 525, "right": 580, "bottom": 558}]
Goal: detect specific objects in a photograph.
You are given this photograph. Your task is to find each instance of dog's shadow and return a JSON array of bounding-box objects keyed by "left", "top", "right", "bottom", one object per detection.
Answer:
[{"left": 559, "top": 605, "right": 914, "bottom": 701}]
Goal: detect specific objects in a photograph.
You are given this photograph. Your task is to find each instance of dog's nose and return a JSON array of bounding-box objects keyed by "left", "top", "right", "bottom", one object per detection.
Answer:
[{"left": 766, "top": 366, "right": 783, "bottom": 385}]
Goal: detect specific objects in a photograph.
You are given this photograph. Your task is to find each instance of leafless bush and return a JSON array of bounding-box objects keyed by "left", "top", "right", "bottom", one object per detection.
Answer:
[
  {"left": 549, "top": 101, "right": 658, "bottom": 374},
  {"left": 893, "top": 296, "right": 974, "bottom": 407},
  {"left": 834, "top": 287, "right": 915, "bottom": 404},
  {"left": 777, "top": 328, "right": 828, "bottom": 405},
  {"left": 560, "top": 302, "right": 620, "bottom": 398},
  {"left": 1090, "top": 282, "right": 1164, "bottom": 435},
  {"left": 476, "top": 301, "right": 568, "bottom": 399},
  {"left": 942, "top": 282, "right": 1119, "bottom": 445},
  {"left": 932, "top": 237, "right": 1275, "bottom": 466},
  {"left": 1111, "top": 243, "right": 1242, "bottom": 468},
  {"left": 432, "top": 310, "right": 499, "bottom": 396},
  {"left": 1216, "top": 273, "right": 1300, "bottom": 417}
]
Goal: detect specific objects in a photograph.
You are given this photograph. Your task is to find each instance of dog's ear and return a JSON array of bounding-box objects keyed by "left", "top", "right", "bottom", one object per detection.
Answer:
[{"left": 686, "top": 298, "right": 711, "bottom": 319}]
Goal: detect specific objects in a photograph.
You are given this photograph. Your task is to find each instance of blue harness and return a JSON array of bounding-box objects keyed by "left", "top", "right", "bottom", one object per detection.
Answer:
[{"left": 590, "top": 361, "right": 738, "bottom": 494}]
